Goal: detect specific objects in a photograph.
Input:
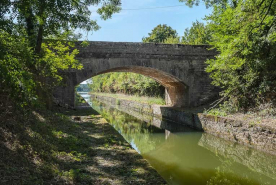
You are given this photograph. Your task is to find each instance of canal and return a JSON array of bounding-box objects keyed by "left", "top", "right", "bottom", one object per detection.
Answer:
[{"left": 79, "top": 93, "right": 276, "bottom": 185}]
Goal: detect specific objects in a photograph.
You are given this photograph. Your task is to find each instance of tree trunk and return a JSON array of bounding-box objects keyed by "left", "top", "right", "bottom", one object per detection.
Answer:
[{"left": 35, "top": 24, "right": 43, "bottom": 54}]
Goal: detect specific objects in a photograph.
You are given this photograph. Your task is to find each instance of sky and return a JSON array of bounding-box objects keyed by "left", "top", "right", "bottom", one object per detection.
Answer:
[{"left": 86, "top": 0, "right": 212, "bottom": 42}]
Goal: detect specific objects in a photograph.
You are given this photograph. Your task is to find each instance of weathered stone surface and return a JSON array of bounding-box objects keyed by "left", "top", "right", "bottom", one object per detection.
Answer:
[
  {"left": 53, "top": 42, "right": 219, "bottom": 108},
  {"left": 91, "top": 94, "right": 202, "bottom": 130},
  {"left": 91, "top": 94, "right": 196, "bottom": 133},
  {"left": 198, "top": 113, "right": 276, "bottom": 155}
]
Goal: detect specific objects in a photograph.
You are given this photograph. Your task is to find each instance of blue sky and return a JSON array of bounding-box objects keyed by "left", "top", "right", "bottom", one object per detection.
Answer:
[{"left": 87, "top": 0, "right": 212, "bottom": 42}]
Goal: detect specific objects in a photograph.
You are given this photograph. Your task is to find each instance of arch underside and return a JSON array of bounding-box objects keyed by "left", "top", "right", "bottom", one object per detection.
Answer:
[{"left": 86, "top": 66, "right": 189, "bottom": 107}]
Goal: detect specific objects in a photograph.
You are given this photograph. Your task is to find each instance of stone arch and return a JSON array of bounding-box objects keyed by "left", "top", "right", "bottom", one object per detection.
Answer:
[
  {"left": 53, "top": 41, "right": 219, "bottom": 109},
  {"left": 76, "top": 66, "right": 189, "bottom": 107}
]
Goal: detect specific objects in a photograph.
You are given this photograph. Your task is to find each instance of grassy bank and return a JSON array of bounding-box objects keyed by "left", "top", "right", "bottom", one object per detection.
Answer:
[
  {"left": 90, "top": 92, "right": 166, "bottom": 105},
  {"left": 0, "top": 106, "right": 166, "bottom": 184},
  {"left": 205, "top": 103, "right": 276, "bottom": 128}
]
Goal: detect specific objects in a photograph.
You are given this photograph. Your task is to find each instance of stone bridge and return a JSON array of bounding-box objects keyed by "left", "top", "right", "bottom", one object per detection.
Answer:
[{"left": 53, "top": 41, "right": 219, "bottom": 108}]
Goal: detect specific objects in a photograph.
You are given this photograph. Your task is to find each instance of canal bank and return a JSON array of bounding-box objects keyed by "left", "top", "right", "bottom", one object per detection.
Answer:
[
  {"left": 0, "top": 105, "right": 166, "bottom": 184},
  {"left": 90, "top": 93, "right": 276, "bottom": 155},
  {"left": 83, "top": 95, "right": 276, "bottom": 185}
]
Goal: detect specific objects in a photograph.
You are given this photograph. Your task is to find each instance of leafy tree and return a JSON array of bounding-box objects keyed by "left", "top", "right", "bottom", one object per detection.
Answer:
[
  {"left": 142, "top": 24, "right": 178, "bottom": 43},
  {"left": 0, "top": 0, "right": 121, "bottom": 107},
  {"left": 182, "top": 20, "right": 211, "bottom": 45},
  {"left": 0, "top": 0, "right": 121, "bottom": 53},
  {"left": 204, "top": 0, "right": 276, "bottom": 110},
  {"left": 178, "top": 0, "right": 276, "bottom": 111},
  {"left": 0, "top": 30, "right": 36, "bottom": 107}
]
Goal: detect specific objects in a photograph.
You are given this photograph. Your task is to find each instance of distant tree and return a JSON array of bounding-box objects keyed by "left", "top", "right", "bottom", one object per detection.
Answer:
[
  {"left": 89, "top": 72, "right": 164, "bottom": 97},
  {"left": 142, "top": 24, "right": 178, "bottom": 43},
  {"left": 182, "top": 20, "right": 211, "bottom": 45}
]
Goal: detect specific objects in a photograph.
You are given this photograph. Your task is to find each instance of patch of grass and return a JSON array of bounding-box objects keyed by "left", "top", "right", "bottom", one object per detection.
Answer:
[
  {"left": 205, "top": 102, "right": 276, "bottom": 127},
  {"left": 205, "top": 108, "right": 228, "bottom": 117}
]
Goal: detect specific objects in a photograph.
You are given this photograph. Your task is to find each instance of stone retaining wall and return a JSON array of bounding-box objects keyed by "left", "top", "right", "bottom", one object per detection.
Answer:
[
  {"left": 198, "top": 114, "right": 276, "bottom": 155},
  {"left": 90, "top": 93, "right": 276, "bottom": 155},
  {"left": 90, "top": 94, "right": 201, "bottom": 130}
]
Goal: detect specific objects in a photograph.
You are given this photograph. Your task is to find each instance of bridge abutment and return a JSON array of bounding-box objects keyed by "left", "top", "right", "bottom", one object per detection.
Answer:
[{"left": 165, "top": 82, "right": 189, "bottom": 107}]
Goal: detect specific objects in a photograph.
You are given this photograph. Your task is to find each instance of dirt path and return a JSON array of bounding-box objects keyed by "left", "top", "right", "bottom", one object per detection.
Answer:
[{"left": 0, "top": 107, "right": 166, "bottom": 184}]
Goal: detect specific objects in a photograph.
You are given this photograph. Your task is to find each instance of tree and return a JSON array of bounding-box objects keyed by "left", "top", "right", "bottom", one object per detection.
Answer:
[
  {"left": 0, "top": 0, "right": 121, "bottom": 53},
  {"left": 142, "top": 24, "right": 178, "bottom": 43},
  {"left": 205, "top": 0, "right": 276, "bottom": 110},
  {"left": 182, "top": 20, "right": 211, "bottom": 45},
  {"left": 0, "top": 0, "right": 121, "bottom": 107},
  {"left": 179, "top": 0, "right": 276, "bottom": 111}
]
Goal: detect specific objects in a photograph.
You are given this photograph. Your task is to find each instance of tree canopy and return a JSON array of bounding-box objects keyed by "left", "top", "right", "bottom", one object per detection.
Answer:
[
  {"left": 1, "top": 0, "right": 121, "bottom": 51},
  {"left": 142, "top": 24, "right": 178, "bottom": 43},
  {"left": 205, "top": 0, "right": 276, "bottom": 110},
  {"left": 178, "top": 0, "right": 276, "bottom": 110},
  {"left": 182, "top": 20, "right": 211, "bottom": 45},
  {"left": 0, "top": 0, "right": 121, "bottom": 108}
]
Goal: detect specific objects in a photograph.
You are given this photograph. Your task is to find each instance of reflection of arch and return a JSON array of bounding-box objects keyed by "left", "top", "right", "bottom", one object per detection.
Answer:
[{"left": 77, "top": 66, "right": 189, "bottom": 107}]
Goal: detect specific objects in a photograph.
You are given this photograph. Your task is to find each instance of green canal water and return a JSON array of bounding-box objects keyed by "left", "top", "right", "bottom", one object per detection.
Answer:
[{"left": 80, "top": 93, "right": 276, "bottom": 185}]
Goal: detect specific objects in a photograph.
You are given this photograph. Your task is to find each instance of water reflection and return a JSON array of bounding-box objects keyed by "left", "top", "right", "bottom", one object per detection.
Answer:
[{"left": 80, "top": 94, "right": 276, "bottom": 185}]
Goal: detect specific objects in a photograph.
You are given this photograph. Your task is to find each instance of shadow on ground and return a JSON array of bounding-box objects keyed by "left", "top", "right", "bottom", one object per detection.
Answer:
[{"left": 0, "top": 106, "right": 166, "bottom": 184}]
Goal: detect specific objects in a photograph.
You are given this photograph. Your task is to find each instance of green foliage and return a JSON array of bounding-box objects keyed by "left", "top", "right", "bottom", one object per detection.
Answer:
[
  {"left": 164, "top": 36, "right": 182, "bottom": 44},
  {"left": 90, "top": 72, "right": 165, "bottom": 98},
  {"left": 178, "top": 0, "right": 276, "bottom": 111},
  {"left": 0, "top": 0, "right": 121, "bottom": 43},
  {"left": 204, "top": 102, "right": 235, "bottom": 116},
  {"left": 0, "top": 0, "right": 121, "bottom": 108},
  {"left": 75, "top": 93, "right": 86, "bottom": 106},
  {"left": 38, "top": 37, "right": 83, "bottom": 93},
  {"left": 205, "top": 0, "right": 276, "bottom": 110},
  {"left": 0, "top": 30, "right": 36, "bottom": 107},
  {"left": 142, "top": 24, "right": 178, "bottom": 43},
  {"left": 144, "top": 21, "right": 211, "bottom": 45},
  {"left": 179, "top": 0, "right": 230, "bottom": 8},
  {"left": 182, "top": 20, "right": 211, "bottom": 45}
]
